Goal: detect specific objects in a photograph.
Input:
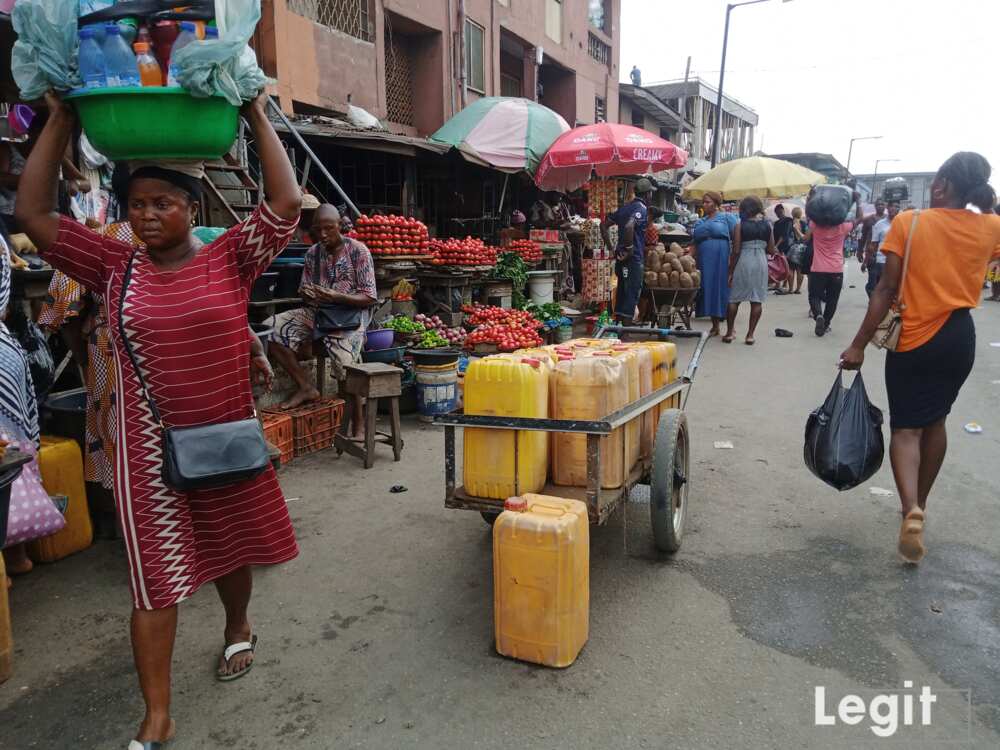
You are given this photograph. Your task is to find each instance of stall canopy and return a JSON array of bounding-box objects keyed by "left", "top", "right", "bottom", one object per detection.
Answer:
[
  {"left": 682, "top": 156, "right": 826, "bottom": 201},
  {"left": 534, "top": 123, "right": 688, "bottom": 192},
  {"left": 429, "top": 97, "right": 570, "bottom": 174}
]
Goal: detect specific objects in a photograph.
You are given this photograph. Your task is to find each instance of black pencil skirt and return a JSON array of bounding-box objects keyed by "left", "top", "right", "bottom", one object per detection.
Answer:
[{"left": 884, "top": 308, "right": 975, "bottom": 430}]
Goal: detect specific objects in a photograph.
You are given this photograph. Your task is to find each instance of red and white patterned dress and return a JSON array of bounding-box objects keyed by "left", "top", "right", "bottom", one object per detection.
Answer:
[{"left": 43, "top": 205, "right": 299, "bottom": 610}]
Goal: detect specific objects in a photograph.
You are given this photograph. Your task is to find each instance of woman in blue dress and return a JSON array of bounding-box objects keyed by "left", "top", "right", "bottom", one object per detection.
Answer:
[{"left": 691, "top": 191, "right": 733, "bottom": 336}]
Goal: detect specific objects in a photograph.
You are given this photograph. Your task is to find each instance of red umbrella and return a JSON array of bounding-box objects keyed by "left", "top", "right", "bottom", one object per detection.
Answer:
[{"left": 535, "top": 123, "right": 688, "bottom": 191}]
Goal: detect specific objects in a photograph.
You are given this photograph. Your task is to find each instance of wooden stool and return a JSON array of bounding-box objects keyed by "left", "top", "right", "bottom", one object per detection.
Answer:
[{"left": 334, "top": 363, "right": 403, "bottom": 468}]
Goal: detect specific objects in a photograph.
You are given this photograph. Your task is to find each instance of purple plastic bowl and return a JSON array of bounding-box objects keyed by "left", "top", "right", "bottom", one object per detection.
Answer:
[{"left": 365, "top": 328, "right": 394, "bottom": 351}]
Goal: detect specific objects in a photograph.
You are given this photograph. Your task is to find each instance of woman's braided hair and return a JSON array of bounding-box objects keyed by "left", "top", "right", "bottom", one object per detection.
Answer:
[{"left": 937, "top": 152, "right": 996, "bottom": 212}]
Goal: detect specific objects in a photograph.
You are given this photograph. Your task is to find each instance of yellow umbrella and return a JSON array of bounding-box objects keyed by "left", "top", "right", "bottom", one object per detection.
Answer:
[{"left": 683, "top": 156, "right": 827, "bottom": 200}]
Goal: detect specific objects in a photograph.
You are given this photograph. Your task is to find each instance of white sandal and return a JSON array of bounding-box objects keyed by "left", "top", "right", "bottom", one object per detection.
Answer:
[{"left": 217, "top": 634, "right": 258, "bottom": 682}]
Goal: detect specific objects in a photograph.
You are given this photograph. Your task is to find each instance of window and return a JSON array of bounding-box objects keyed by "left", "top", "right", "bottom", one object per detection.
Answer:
[
  {"left": 588, "top": 0, "right": 608, "bottom": 33},
  {"left": 465, "top": 20, "right": 485, "bottom": 93},
  {"left": 594, "top": 96, "right": 606, "bottom": 123},
  {"left": 501, "top": 73, "right": 522, "bottom": 98},
  {"left": 497, "top": 0, "right": 509, "bottom": 6},
  {"left": 659, "top": 127, "right": 674, "bottom": 142},
  {"left": 287, "top": 0, "right": 374, "bottom": 42},
  {"left": 631, "top": 107, "right": 644, "bottom": 128},
  {"left": 545, "top": 0, "right": 562, "bottom": 44},
  {"left": 587, "top": 32, "right": 610, "bottom": 66}
]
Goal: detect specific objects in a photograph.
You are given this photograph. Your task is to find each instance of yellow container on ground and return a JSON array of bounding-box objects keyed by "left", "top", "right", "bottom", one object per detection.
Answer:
[
  {"left": 463, "top": 357, "right": 550, "bottom": 499},
  {"left": 552, "top": 355, "right": 626, "bottom": 489},
  {"left": 28, "top": 436, "right": 93, "bottom": 563},
  {"left": 0, "top": 553, "right": 11, "bottom": 683},
  {"left": 493, "top": 494, "right": 589, "bottom": 668}
]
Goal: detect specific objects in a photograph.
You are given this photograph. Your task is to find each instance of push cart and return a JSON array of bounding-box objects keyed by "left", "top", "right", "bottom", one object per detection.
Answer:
[
  {"left": 435, "top": 327, "right": 709, "bottom": 553},
  {"left": 642, "top": 285, "right": 699, "bottom": 330}
]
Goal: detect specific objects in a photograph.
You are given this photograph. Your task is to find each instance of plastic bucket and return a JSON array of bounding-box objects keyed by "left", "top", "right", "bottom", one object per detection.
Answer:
[
  {"left": 65, "top": 87, "right": 239, "bottom": 161},
  {"left": 556, "top": 324, "right": 573, "bottom": 343},
  {"left": 415, "top": 362, "right": 458, "bottom": 422},
  {"left": 527, "top": 271, "right": 558, "bottom": 304}
]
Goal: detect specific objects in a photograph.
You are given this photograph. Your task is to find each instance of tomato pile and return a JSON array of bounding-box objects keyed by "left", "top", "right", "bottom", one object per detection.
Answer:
[
  {"left": 461, "top": 305, "right": 544, "bottom": 351},
  {"left": 347, "top": 215, "right": 430, "bottom": 256},
  {"left": 507, "top": 239, "right": 543, "bottom": 264},
  {"left": 428, "top": 237, "right": 498, "bottom": 267}
]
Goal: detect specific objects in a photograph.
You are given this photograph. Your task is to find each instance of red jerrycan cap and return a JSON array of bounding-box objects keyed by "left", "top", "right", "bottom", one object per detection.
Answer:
[
  {"left": 504, "top": 496, "right": 527, "bottom": 512},
  {"left": 520, "top": 358, "right": 541, "bottom": 368}
]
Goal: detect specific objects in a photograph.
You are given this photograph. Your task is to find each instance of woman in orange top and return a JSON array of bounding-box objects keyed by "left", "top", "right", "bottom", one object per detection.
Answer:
[{"left": 841, "top": 152, "right": 1000, "bottom": 564}]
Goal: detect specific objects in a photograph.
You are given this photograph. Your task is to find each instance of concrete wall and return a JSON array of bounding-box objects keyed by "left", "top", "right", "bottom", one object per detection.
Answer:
[{"left": 259, "top": 0, "right": 620, "bottom": 134}]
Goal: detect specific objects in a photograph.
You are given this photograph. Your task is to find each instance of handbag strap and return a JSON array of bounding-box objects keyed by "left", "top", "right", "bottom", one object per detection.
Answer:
[
  {"left": 896, "top": 210, "right": 920, "bottom": 311},
  {"left": 116, "top": 249, "right": 165, "bottom": 428}
]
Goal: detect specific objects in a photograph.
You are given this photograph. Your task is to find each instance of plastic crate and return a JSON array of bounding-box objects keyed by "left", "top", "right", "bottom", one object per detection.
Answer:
[
  {"left": 267, "top": 399, "right": 345, "bottom": 457},
  {"left": 261, "top": 413, "right": 294, "bottom": 466}
]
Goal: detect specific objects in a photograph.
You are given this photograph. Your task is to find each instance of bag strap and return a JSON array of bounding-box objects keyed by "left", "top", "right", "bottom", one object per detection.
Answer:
[
  {"left": 116, "top": 249, "right": 165, "bottom": 428},
  {"left": 896, "top": 209, "right": 920, "bottom": 311}
]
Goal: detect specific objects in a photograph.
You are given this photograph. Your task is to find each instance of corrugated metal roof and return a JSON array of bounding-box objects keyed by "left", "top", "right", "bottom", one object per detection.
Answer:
[{"left": 272, "top": 117, "right": 449, "bottom": 157}]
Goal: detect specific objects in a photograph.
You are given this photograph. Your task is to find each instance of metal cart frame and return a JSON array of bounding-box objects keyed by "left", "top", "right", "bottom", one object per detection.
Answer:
[{"left": 435, "top": 327, "right": 709, "bottom": 552}]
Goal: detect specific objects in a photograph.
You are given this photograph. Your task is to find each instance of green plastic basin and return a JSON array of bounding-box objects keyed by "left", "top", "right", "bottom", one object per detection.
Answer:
[{"left": 65, "top": 87, "right": 239, "bottom": 161}]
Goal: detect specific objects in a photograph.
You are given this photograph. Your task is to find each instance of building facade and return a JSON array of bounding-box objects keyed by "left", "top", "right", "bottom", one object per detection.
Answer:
[
  {"left": 643, "top": 78, "right": 758, "bottom": 173},
  {"left": 853, "top": 172, "right": 935, "bottom": 209},
  {"left": 255, "top": 0, "right": 621, "bottom": 135}
]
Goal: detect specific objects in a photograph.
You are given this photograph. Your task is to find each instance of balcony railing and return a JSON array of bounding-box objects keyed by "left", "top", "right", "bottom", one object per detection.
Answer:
[
  {"left": 588, "top": 32, "right": 610, "bottom": 66},
  {"left": 288, "top": 0, "right": 374, "bottom": 42}
]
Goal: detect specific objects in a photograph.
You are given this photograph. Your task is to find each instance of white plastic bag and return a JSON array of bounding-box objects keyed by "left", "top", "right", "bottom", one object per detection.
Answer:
[
  {"left": 174, "top": 0, "right": 270, "bottom": 105},
  {"left": 11, "top": 0, "right": 82, "bottom": 99}
]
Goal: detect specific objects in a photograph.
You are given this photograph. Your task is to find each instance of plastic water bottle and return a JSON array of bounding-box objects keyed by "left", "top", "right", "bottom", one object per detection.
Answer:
[
  {"left": 204, "top": 27, "right": 219, "bottom": 41},
  {"left": 134, "top": 42, "right": 162, "bottom": 87},
  {"left": 78, "top": 27, "right": 107, "bottom": 90},
  {"left": 102, "top": 23, "right": 140, "bottom": 88},
  {"left": 166, "top": 21, "right": 199, "bottom": 87}
]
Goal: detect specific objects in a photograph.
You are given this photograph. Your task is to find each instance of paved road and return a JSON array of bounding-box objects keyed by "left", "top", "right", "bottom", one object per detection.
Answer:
[{"left": 2, "top": 273, "right": 999, "bottom": 749}]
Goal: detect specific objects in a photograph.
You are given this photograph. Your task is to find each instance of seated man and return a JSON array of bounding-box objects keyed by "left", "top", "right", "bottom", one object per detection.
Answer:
[{"left": 267, "top": 204, "right": 376, "bottom": 433}]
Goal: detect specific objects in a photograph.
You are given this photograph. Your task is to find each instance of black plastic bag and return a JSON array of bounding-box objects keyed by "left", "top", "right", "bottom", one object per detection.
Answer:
[
  {"left": 804, "top": 372, "right": 884, "bottom": 491},
  {"left": 806, "top": 185, "right": 853, "bottom": 227}
]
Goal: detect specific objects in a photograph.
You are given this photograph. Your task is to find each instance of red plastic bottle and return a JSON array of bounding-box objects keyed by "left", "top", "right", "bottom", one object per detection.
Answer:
[{"left": 150, "top": 20, "right": 179, "bottom": 86}]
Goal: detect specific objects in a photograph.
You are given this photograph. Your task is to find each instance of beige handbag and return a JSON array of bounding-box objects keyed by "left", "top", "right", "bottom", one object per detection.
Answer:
[{"left": 871, "top": 210, "right": 919, "bottom": 351}]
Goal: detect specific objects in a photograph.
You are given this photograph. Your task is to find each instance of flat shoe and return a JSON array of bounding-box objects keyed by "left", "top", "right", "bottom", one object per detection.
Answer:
[{"left": 217, "top": 634, "right": 258, "bottom": 682}]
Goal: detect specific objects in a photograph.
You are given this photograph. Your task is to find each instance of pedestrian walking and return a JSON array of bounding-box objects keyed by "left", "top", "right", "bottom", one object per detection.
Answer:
[
  {"left": 691, "top": 191, "right": 733, "bottom": 337},
  {"left": 859, "top": 199, "right": 886, "bottom": 266},
  {"left": 805, "top": 191, "right": 864, "bottom": 336},
  {"left": 865, "top": 200, "right": 900, "bottom": 297},
  {"left": 786, "top": 206, "right": 808, "bottom": 294},
  {"left": 723, "top": 196, "right": 774, "bottom": 344},
  {"left": 840, "top": 151, "right": 1000, "bottom": 564},
  {"left": 15, "top": 91, "right": 303, "bottom": 748}
]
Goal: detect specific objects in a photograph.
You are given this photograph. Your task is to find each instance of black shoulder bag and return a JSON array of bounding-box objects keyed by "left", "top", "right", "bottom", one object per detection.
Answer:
[
  {"left": 310, "top": 246, "right": 363, "bottom": 340},
  {"left": 117, "top": 249, "right": 270, "bottom": 492}
]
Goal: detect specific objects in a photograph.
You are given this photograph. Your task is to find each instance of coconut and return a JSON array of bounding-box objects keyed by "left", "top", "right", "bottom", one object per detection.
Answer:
[
  {"left": 669, "top": 242, "right": 684, "bottom": 255},
  {"left": 647, "top": 253, "right": 661, "bottom": 272},
  {"left": 679, "top": 272, "right": 693, "bottom": 288},
  {"left": 644, "top": 271, "right": 658, "bottom": 285},
  {"left": 663, "top": 251, "right": 678, "bottom": 264},
  {"left": 679, "top": 255, "right": 696, "bottom": 273},
  {"left": 669, "top": 270, "right": 680, "bottom": 287},
  {"left": 669, "top": 258, "right": 683, "bottom": 273},
  {"left": 658, "top": 272, "right": 672, "bottom": 287},
  {"left": 691, "top": 270, "right": 702, "bottom": 287}
]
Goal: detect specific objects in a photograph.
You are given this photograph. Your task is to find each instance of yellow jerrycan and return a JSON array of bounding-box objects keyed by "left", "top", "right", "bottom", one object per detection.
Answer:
[
  {"left": 616, "top": 344, "right": 654, "bottom": 459},
  {"left": 29, "top": 436, "right": 92, "bottom": 562},
  {"left": 552, "top": 354, "right": 626, "bottom": 489},
  {"left": 633, "top": 341, "right": 679, "bottom": 430},
  {"left": 493, "top": 494, "right": 589, "bottom": 668},
  {"left": 464, "top": 356, "right": 550, "bottom": 499}
]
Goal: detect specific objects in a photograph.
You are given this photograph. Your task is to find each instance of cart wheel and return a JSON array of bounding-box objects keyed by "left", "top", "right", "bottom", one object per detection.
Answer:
[
  {"left": 481, "top": 511, "right": 500, "bottom": 526},
  {"left": 650, "top": 408, "right": 689, "bottom": 553}
]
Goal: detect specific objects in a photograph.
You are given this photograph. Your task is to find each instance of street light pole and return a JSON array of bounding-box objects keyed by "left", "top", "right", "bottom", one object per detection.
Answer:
[
  {"left": 845, "top": 135, "right": 882, "bottom": 175},
  {"left": 711, "top": 0, "right": 790, "bottom": 168}
]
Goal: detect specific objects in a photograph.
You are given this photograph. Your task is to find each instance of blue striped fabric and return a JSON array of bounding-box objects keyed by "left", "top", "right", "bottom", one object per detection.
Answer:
[{"left": 0, "top": 237, "right": 39, "bottom": 445}]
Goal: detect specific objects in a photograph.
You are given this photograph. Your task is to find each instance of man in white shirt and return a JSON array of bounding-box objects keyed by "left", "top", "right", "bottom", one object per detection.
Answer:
[{"left": 865, "top": 200, "right": 900, "bottom": 297}]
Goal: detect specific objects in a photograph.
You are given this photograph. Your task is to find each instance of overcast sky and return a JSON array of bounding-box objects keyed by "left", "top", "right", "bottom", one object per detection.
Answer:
[{"left": 621, "top": 0, "right": 996, "bottom": 180}]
